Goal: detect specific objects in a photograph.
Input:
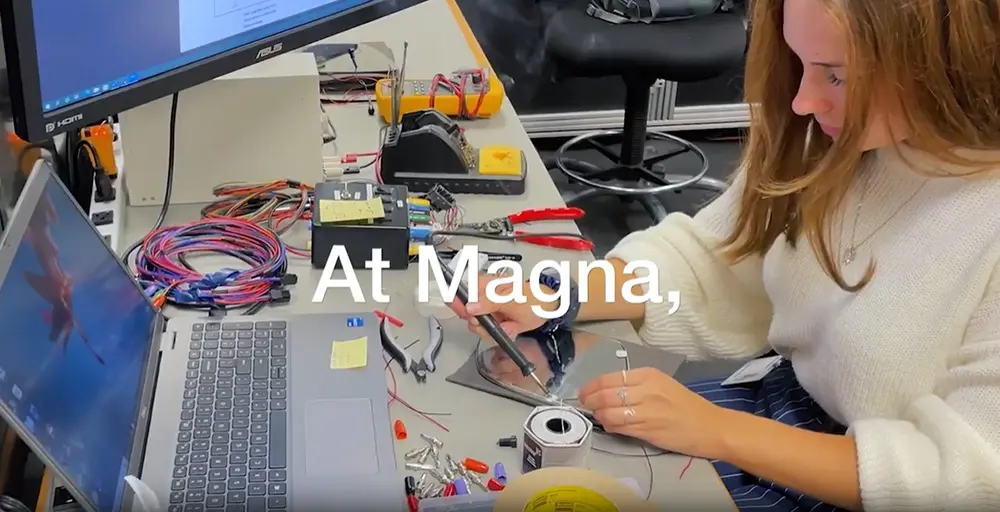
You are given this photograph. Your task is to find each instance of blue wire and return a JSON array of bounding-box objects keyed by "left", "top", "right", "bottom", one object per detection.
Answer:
[{"left": 135, "top": 219, "right": 289, "bottom": 308}]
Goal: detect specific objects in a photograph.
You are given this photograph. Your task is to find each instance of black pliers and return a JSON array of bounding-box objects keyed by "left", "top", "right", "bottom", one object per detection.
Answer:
[{"left": 380, "top": 315, "right": 444, "bottom": 382}]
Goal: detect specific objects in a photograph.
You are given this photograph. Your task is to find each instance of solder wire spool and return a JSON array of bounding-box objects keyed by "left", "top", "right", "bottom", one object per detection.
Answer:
[
  {"left": 528, "top": 408, "right": 588, "bottom": 446},
  {"left": 493, "top": 467, "right": 654, "bottom": 512},
  {"left": 522, "top": 406, "right": 593, "bottom": 473}
]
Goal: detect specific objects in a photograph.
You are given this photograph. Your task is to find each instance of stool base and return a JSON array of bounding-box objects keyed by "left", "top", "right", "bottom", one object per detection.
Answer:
[{"left": 546, "top": 129, "right": 725, "bottom": 222}]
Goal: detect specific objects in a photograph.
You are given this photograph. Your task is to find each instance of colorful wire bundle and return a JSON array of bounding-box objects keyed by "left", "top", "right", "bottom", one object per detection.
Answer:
[
  {"left": 135, "top": 218, "right": 290, "bottom": 309},
  {"left": 202, "top": 179, "right": 312, "bottom": 223},
  {"left": 201, "top": 179, "right": 313, "bottom": 257}
]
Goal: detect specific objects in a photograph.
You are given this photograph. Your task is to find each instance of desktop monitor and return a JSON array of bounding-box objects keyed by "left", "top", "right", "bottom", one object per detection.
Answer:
[{"left": 0, "top": 0, "right": 426, "bottom": 142}]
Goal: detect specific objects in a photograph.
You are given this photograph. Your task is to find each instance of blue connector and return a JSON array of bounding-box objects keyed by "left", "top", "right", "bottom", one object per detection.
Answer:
[
  {"left": 409, "top": 225, "right": 432, "bottom": 241},
  {"left": 494, "top": 462, "right": 507, "bottom": 484}
]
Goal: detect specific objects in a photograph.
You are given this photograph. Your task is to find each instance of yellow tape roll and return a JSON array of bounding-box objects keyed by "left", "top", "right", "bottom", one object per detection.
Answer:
[{"left": 493, "top": 467, "right": 654, "bottom": 512}]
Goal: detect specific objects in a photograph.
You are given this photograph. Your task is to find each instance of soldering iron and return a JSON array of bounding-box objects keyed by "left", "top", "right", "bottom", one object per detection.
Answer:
[{"left": 435, "top": 251, "right": 548, "bottom": 395}]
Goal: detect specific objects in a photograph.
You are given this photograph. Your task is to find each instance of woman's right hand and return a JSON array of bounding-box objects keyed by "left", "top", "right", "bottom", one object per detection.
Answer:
[{"left": 448, "top": 274, "right": 557, "bottom": 339}]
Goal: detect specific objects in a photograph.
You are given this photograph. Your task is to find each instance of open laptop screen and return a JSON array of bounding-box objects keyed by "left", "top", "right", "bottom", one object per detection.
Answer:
[{"left": 0, "top": 166, "right": 157, "bottom": 511}]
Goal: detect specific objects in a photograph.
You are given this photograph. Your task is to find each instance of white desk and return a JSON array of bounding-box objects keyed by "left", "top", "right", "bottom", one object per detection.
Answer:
[{"left": 121, "top": 1, "right": 736, "bottom": 508}]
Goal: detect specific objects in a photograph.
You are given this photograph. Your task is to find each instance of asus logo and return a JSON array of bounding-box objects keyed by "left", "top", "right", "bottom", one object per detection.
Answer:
[
  {"left": 256, "top": 43, "right": 283, "bottom": 59},
  {"left": 45, "top": 113, "right": 84, "bottom": 133}
]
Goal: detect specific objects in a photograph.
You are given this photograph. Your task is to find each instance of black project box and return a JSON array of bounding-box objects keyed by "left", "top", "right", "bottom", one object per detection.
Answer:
[{"left": 309, "top": 181, "right": 411, "bottom": 270}]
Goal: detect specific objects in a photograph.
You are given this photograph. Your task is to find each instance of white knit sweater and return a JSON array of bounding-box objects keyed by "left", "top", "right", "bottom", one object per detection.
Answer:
[{"left": 606, "top": 145, "right": 1000, "bottom": 510}]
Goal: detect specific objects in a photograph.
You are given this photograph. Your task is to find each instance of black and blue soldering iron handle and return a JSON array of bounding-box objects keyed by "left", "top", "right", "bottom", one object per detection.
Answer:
[{"left": 435, "top": 253, "right": 549, "bottom": 394}]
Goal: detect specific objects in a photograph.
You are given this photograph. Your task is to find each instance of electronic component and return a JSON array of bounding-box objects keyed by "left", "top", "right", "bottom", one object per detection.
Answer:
[
  {"left": 378, "top": 48, "right": 524, "bottom": 195},
  {"left": 80, "top": 124, "right": 117, "bottom": 178},
  {"left": 380, "top": 110, "right": 526, "bottom": 195},
  {"left": 394, "top": 419, "right": 408, "bottom": 440},
  {"left": 72, "top": 138, "right": 115, "bottom": 206},
  {"left": 424, "top": 184, "right": 456, "bottom": 211},
  {"left": 374, "top": 68, "right": 503, "bottom": 122},
  {"left": 463, "top": 458, "right": 489, "bottom": 474},
  {"left": 494, "top": 462, "right": 508, "bottom": 483},
  {"left": 404, "top": 476, "right": 418, "bottom": 512},
  {"left": 497, "top": 436, "right": 518, "bottom": 448},
  {"left": 309, "top": 180, "right": 411, "bottom": 270}
]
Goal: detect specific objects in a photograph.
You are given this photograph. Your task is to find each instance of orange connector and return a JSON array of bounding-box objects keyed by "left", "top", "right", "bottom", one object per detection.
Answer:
[{"left": 393, "top": 419, "right": 408, "bottom": 440}]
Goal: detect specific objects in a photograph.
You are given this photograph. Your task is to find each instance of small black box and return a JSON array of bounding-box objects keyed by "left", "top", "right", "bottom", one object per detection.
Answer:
[{"left": 310, "top": 181, "right": 411, "bottom": 270}]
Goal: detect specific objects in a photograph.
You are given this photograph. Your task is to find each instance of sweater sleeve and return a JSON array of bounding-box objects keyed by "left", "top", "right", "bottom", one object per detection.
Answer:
[
  {"left": 604, "top": 172, "right": 772, "bottom": 360},
  {"left": 849, "top": 270, "right": 1000, "bottom": 511}
]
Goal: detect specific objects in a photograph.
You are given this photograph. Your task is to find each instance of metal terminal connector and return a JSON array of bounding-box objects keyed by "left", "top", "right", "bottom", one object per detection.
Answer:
[
  {"left": 447, "top": 455, "right": 466, "bottom": 476},
  {"left": 452, "top": 460, "right": 486, "bottom": 490},
  {"left": 421, "top": 434, "right": 444, "bottom": 449},
  {"left": 465, "top": 472, "right": 488, "bottom": 491},
  {"left": 417, "top": 448, "right": 432, "bottom": 465},
  {"left": 404, "top": 446, "right": 428, "bottom": 460},
  {"left": 404, "top": 462, "right": 435, "bottom": 471},
  {"left": 428, "top": 469, "right": 449, "bottom": 483}
]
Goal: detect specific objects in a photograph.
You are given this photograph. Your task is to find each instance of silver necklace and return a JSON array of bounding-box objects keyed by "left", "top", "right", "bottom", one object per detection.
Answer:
[{"left": 841, "top": 172, "right": 927, "bottom": 265}]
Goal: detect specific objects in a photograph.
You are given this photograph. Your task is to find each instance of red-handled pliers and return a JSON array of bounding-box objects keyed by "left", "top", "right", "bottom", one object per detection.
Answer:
[{"left": 463, "top": 207, "right": 595, "bottom": 251}]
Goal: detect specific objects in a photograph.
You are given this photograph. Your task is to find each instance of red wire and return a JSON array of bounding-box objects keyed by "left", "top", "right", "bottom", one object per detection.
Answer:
[{"left": 383, "top": 353, "right": 449, "bottom": 432}]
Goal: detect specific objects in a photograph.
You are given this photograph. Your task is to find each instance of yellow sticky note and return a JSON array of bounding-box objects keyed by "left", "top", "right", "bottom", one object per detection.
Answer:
[
  {"left": 331, "top": 337, "right": 368, "bottom": 369},
  {"left": 317, "top": 198, "right": 385, "bottom": 223}
]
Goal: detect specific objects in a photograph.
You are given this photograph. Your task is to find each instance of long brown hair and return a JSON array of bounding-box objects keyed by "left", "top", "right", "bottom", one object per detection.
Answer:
[{"left": 724, "top": 0, "right": 1000, "bottom": 291}]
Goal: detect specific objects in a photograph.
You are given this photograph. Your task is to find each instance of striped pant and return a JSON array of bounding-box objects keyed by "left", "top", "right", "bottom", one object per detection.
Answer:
[{"left": 686, "top": 360, "right": 848, "bottom": 512}]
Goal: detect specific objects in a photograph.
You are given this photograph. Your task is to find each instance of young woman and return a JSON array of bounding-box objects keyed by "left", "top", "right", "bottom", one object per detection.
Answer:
[{"left": 451, "top": 0, "right": 1000, "bottom": 509}]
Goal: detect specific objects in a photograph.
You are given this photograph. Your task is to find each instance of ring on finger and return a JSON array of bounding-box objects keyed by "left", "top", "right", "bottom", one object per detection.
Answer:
[
  {"left": 621, "top": 369, "right": 627, "bottom": 387},
  {"left": 623, "top": 407, "right": 636, "bottom": 425},
  {"left": 617, "top": 386, "right": 628, "bottom": 406}
]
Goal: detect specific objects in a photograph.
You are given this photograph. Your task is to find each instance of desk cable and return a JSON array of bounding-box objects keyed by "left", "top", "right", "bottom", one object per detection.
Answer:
[
  {"left": 121, "top": 92, "right": 179, "bottom": 271},
  {"left": 200, "top": 179, "right": 313, "bottom": 258}
]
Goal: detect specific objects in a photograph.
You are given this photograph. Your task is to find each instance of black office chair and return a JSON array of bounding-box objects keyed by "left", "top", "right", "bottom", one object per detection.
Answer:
[{"left": 542, "top": 7, "right": 748, "bottom": 221}]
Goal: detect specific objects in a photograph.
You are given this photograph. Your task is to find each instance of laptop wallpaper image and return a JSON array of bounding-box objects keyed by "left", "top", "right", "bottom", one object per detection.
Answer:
[{"left": 0, "top": 177, "right": 157, "bottom": 511}]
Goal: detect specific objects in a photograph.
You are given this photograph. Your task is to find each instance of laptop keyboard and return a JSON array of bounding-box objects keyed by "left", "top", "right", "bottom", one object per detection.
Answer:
[{"left": 169, "top": 321, "right": 289, "bottom": 512}]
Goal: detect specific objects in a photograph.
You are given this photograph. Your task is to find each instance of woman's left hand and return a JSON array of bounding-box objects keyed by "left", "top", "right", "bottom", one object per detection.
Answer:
[{"left": 578, "top": 367, "right": 728, "bottom": 458}]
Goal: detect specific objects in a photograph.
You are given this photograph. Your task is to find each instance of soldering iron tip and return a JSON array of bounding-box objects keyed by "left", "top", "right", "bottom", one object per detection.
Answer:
[{"left": 529, "top": 372, "right": 548, "bottom": 395}]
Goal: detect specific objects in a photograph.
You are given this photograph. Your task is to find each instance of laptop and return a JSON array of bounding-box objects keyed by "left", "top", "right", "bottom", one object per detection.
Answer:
[{"left": 0, "top": 162, "right": 400, "bottom": 511}]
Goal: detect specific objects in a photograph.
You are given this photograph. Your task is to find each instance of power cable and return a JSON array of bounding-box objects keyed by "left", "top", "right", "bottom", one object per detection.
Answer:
[{"left": 121, "top": 92, "right": 178, "bottom": 270}]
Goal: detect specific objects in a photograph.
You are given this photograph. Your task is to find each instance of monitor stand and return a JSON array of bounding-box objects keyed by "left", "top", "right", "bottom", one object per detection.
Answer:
[{"left": 119, "top": 52, "right": 326, "bottom": 207}]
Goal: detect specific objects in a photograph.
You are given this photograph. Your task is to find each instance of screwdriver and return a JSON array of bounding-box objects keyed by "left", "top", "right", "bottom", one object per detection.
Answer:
[{"left": 436, "top": 253, "right": 548, "bottom": 395}]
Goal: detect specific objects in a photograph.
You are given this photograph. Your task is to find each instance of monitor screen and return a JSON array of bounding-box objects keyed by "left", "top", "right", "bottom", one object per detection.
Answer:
[
  {"left": 33, "top": 0, "right": 371, "bottom": 113},
  {"left": 0, "top": 170, "right": 158, "bottom": 510}
]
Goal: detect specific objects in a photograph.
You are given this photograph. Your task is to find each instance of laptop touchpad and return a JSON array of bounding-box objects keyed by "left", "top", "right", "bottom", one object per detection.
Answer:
[{"left": 304, "top": 399, "right": 380, "bottom": 476}]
